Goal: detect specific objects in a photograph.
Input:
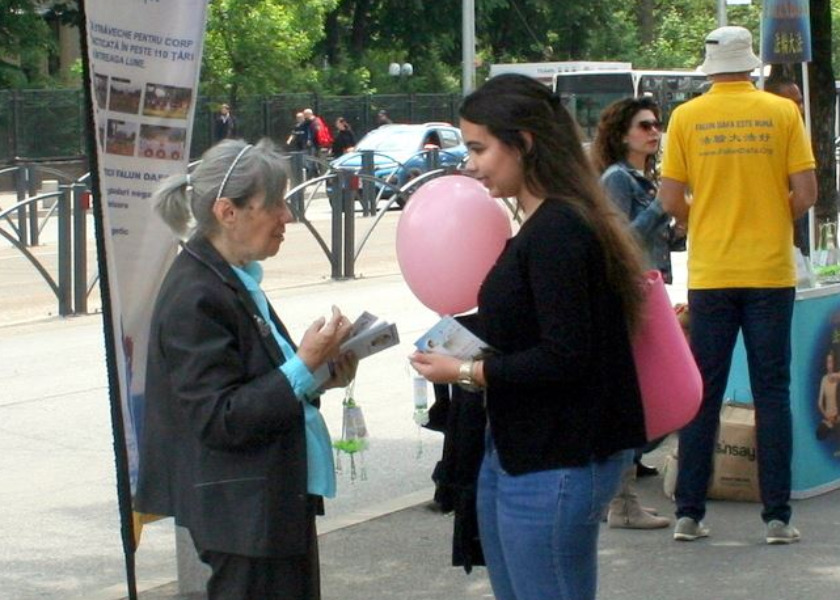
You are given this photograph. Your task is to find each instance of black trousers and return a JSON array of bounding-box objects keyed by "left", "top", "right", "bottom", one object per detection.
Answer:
[{"left": 197, "top": 512, "right": 320, "bottom": 600}]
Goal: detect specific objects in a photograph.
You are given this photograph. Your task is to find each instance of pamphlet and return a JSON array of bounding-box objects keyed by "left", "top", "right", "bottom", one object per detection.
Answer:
[
  {"left": 313, "top": 311, "right": 400, "bottom": 387},
  {"left": 414, "top": 315, "right": 491, "bottom": 360}
]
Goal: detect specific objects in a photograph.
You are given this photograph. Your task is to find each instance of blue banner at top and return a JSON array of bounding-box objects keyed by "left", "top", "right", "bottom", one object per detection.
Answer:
[{"left": 761, "top": 0, "right": 812, "bottom": 63}]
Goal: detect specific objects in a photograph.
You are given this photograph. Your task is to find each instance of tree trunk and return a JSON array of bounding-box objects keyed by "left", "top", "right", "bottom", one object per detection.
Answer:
[
  {"left": 809, "top": 0, "right": 837, "bottom": 227},
  {"left": 323, "top": 7, "right": 341, "bottom": 66},
  {"left": 351, "top": 0, "right": 373, "bottom": 55},
  {"left": 635, "top": 0, "right": 655, "bottom": 46}
]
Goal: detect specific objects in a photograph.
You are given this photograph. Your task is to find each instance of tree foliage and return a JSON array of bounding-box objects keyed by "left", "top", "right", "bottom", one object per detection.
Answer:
[
  {"left": 832, "top": 0, "right": 840, "bottom": 74},
  {"left": 4, "top": 0, "right": 837, "bottom": 221},
  {"left": 201, "top": 0, "right": 338, "bottom": 104},
  {"left": 308, "top": 0, "right": 771, "bottom": 94},
  {"left": 1, "top": 0, "right": 57, "bottom": 87}
]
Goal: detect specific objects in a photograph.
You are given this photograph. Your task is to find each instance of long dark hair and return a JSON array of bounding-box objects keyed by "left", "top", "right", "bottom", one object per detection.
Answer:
[
  {"left": 591, "top": 96, "right": 661, "bottom": 179},
  {"left": 459, "top": 74, "right": 645, "bottom": 332},
  {"left": 336, "top": 117, "right": 353, "bottom": 133}
]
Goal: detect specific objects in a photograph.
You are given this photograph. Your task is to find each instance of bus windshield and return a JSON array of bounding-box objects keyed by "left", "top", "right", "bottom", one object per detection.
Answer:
[
  {"left": 554, "top": 70, "right": 708, "bottom": 141},
  {"left": 554, "top": 72, "right": 634, "bottom": 141}
]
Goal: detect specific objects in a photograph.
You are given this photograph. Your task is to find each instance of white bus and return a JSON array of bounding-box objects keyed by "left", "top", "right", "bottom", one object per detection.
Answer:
[
  {"left": 553, "top": 69, "right": 709, "bottom": 141},
  {"left": 489, "top": 61, "right": 632, "bottom": 87}
]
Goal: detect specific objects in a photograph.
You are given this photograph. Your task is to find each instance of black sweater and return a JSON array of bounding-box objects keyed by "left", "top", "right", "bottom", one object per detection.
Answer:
[{"left": 479, "top": 200, "right": 646, "bottom": 474}]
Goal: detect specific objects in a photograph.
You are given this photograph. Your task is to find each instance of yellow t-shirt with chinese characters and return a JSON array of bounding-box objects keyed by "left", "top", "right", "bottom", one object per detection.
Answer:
[{"left": 661, "top": 81, "right": 816, "bottom": 289}]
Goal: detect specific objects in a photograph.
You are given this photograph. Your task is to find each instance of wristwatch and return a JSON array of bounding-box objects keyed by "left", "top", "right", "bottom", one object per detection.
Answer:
[{"left": 457, "top": 359, "right": 481, "bottom": 393}]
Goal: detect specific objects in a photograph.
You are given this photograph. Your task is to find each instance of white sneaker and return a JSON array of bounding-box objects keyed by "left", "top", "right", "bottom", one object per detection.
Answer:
[
  {"left": 766, "top": 520, "right": 800, "bottom": 545},
  {"left": 673, "top": 517, "right": 710, "bottom": 541}
]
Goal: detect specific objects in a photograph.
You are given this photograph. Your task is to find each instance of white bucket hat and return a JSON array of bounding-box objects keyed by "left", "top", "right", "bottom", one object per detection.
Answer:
[{"left": 699, "top": 26, "right": 762, "bottom": 75}]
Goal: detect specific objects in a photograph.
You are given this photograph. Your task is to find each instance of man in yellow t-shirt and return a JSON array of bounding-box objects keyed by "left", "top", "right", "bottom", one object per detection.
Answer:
[{"left": 660, "top": 26, "right": 817, "bottom": 546}]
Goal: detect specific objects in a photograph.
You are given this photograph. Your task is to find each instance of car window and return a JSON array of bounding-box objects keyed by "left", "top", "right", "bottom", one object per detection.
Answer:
[
  {"left": 424, "top": 132, "right": 442, "bottom": 147},
  {"left": 438, "top": 129, "right": 460, "bottom": 149},
  {"left": 356, "top": 128, "right": 423, "bottom": 152}
]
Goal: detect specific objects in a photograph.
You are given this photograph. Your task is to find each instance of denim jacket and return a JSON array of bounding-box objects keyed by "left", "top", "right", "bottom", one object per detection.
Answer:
[{"left": 601, "top": 161, "right": 679, "bottom": 283}]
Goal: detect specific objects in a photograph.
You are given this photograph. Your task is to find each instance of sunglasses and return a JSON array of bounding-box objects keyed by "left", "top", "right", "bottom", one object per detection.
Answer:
[{"left": 636, "top": 119, "right": 662, "bottom": 132}]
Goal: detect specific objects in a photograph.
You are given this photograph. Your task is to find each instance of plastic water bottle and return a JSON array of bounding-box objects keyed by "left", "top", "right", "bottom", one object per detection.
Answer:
[{"left": 412, "top": 376, "right": 429, "bottom": 457}]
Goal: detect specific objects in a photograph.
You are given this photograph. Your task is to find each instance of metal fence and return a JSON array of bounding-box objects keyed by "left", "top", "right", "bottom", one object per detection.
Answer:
[
  {"left": 0, "top": 90, "right": 462, "bottom": 163},
  {"left": 0, "top": 162, "right": 91, "bottom": 316},
  {"left": 1, "top": 151, "right": 470, "bottom": 317},
  {"left": 0, "top": 89, "right": 87, "bottom": 161}
]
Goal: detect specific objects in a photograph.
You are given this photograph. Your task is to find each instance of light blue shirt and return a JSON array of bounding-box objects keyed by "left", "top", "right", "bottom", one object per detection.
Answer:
[{"left": 231, "top": 262, "right": 336, "bottom": 498}]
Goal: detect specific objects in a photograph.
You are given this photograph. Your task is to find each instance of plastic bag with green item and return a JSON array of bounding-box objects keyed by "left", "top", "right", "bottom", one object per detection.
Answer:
[{"left": 333, "top": 379, "right": 369, "bottom": 481}]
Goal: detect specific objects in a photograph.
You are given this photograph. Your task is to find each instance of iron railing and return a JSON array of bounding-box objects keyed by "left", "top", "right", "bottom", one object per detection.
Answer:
[{"left": 1, "top": 152, "right": 468, "bottom": 318}]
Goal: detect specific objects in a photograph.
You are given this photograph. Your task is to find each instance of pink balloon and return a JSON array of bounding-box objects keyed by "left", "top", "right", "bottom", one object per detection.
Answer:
[{"left": 396, "top": 175, "right": 511, "bottom": 315}]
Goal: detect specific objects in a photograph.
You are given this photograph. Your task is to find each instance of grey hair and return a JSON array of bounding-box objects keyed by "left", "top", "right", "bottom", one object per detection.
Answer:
[{"left": 154, "top": 138, "right": 289, "bottom": 239}]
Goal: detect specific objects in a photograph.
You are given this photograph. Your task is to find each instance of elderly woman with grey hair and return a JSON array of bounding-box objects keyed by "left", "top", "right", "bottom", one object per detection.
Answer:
[{"left": 135, "top": 138, "right": 357, "bottom": 600}]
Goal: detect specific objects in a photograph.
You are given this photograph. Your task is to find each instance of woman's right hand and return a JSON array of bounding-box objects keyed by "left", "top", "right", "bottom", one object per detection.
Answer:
[
  {"left": 297, "top": 305, "right": 353, "bottom": 372},
  {"left": 408, "top": 351, "right": 462, "bottom": 385}
]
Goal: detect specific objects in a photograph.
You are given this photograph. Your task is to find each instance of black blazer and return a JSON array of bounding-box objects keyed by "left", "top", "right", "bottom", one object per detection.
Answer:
[{"left": 135, "top": 236, "right": 318, "bottom": 558}]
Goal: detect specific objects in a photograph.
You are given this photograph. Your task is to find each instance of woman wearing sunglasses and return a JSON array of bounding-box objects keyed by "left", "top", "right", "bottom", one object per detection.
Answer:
[
  {"left": 592, "top": 97, "right": 686, "bottom": 531},
  {"left": 593, "top": 97, "right": 686, "bottom": 286}
]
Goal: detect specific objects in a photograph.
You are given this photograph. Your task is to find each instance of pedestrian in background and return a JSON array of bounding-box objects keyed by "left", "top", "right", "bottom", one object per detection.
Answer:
[
  {"left": 331, "top": 117, "right": 356, "bottom": 158},
  {"left": 764, "top": 77, "right": 809, "bottom": 256},
  {"left": 376, "top": 109, "right": 393, "bottom": 127},
  {"left": 135, "top": 138, "right": 358, "bottom": 599},
  {"left": 410, "top": 73, "right": 648, "bottom": 600},
  {"left": 765, "top": 77, "right": 805, "bottom": 117},
  {"left": 286, "top": 111, "right": 308, "bottom": 151},
  {"left": 660, "top": 26, "right": 817, "bottom": 545},
  {"left": 302, "top": 108, "right": 332, "bottom": 177},
  {"left": 214, "top": 103, "right": 236, "bottom": 141},
  {"left": 302, "top": 108, "right": 318, "bottom": 150}
]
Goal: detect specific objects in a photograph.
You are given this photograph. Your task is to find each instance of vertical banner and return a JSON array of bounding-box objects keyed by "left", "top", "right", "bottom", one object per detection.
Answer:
[
  {"left": 84, "top": 0, "right": 208, "bottom": 494},
  {"left": 82, "top": 3, "right": 208, "bottom": 594},
  {"left": 761, "top": 0, "right": 812, "bottom": 64},
  {"left": 82, "top": 0, "right": 209, "bottom": 591}
]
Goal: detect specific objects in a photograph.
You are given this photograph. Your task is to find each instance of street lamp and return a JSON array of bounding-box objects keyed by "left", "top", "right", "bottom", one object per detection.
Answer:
[
  {"left": 387, "top": 62, "right": 413, "bottom": 123},
  {"left": 389, "top": 62, "right": 414, "bottom": 90}
]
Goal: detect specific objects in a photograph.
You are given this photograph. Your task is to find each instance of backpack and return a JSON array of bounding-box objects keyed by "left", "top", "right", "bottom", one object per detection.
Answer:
[{"left": 314, "top": 116, "right": 333, "bottom": 148}]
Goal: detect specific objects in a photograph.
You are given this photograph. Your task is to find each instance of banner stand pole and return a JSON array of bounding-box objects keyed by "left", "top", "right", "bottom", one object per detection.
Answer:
[
  {"left": 801, "top": 61, "right": 816, "bottom": 256},
  {"left": 77, "top": 1, "right": 138, "bottom": 598}
]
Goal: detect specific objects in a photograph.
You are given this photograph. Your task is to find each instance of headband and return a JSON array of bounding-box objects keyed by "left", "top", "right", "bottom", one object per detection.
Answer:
[{"left": 216, "top": 144, "right": 253, "bottom": 202}]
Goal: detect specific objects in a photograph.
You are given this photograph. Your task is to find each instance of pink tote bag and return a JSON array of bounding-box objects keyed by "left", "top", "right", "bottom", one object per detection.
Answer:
[{"left": 632, "top": 270, "right": 702, "bottom": 440}]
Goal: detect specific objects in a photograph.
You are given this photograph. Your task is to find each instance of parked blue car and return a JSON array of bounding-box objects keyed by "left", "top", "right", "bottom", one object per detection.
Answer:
[{"left": 329, "top": 122, "right": 468, "bottom": 206}]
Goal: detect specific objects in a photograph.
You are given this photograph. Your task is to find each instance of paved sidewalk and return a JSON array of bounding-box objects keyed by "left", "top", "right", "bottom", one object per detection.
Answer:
[
  {"left": 132, "top": 472, "right": 840, "bottom": 600},
  {"left": 3, "top": 204, "right": 840, "bottom": 599}
]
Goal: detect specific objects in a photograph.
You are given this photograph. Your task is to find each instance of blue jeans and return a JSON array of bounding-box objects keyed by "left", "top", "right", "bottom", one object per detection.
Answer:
[
  {"left": 477, "top": 433, "right": 631, "bottom": 600},
  {"left": 676, "top": 287, "right": 794, "bottom": 525}
]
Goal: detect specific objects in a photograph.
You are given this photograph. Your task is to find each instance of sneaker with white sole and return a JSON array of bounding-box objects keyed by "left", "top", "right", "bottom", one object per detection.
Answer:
[
  {"left": 766, "top": 520, "right": 800, "bottom": 545},
  {"left": 673, "top": 517, "right": 710, "bottom": 541}
]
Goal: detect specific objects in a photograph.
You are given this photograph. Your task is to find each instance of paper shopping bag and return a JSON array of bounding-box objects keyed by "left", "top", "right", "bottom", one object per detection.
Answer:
[{"left": 707, "top": 402, "right": 760, "bottom": 502}]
